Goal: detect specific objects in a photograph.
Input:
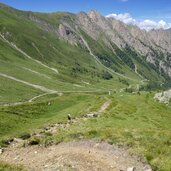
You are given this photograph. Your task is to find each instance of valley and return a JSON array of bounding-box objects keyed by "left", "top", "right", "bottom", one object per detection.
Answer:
[{"left": 0, "top": 2, "right": 171, "bottom": 171}]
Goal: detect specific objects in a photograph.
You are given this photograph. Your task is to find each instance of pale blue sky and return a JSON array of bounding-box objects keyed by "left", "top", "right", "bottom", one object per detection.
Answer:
[{"left": 0, "top": 0, "right": 171, "bottom": 30}]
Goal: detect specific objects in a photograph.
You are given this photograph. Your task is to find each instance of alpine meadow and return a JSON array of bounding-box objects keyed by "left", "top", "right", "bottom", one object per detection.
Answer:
[{"left": 0, "top": 2, "right": 171, "bottom": 171}]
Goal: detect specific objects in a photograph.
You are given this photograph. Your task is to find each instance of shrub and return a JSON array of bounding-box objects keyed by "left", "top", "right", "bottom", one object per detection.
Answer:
[
  {"left": 118, "top": 77, "right": 129, "bottom": 86},
  {"left": 19, "top": 132, "right": 31, "bottom": 140},
  {"left": 101, "top": 71, "right": 113, "bottom": 80},
  {"left": 28, "top": 137, "right": 40, "bottom": 145},
  {"left": 0, "top": 138, "right": 13, "bottom": 147}
]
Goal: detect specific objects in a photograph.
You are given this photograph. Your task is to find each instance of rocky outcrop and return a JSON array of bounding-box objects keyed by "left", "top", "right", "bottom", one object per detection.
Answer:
[
  {"left": 148, "top": 28, "right": 171, "bottom": 52},
  {"left": 154, "top": 89, "right": 171, "bottom": 104}
]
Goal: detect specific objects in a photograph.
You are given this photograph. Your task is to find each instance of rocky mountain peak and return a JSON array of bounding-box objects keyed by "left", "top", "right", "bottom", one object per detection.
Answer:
[{"left": 87, "top": 10, "right": 102, "bottom": 21}]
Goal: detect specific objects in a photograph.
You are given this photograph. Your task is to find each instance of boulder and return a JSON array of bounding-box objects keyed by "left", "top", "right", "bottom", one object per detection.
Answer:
[
  {"left": 86, "top": 113, "right": 98, "bottom": 118},
  {"left": 0, "top": 148, "right": 4, "bottom": 154},
  {"left": 127, "top": 167, "right": 135, "bottom": 171}
]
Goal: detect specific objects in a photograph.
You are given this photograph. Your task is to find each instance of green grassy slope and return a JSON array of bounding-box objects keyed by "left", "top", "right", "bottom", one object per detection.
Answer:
[
  {"left": 45, "top": 92, "right": 171, "bottom": 171},
  {"left": 0, "top": 4, "right": 140, "bottom": 103},
  {"left": 0, "top": 77, "right": 42, "bottom": 104},
  {"left": 0, "top": 4, "right": 170, "bottom": 171},
  {"left": 0, "top": 93, "right": 105, "bottom": 142}
]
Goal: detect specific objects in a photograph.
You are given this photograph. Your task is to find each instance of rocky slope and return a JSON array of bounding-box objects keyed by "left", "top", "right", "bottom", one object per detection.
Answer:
[
  {"left": 68, "top": 11, "right": 171, "bottom": 77},
  {"left": 26, "top": 9, "right": 171, "bottom": 81}
]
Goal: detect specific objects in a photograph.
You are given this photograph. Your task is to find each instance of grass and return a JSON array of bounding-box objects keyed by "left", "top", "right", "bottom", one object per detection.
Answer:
[
  {"left": 0, "top": 14, "right": 136, "bottom": 103},
  {"left": 0, "top": 3, "right": 171, "bottom": 171},
  {"left": 42, "top": 92, "right": 171, "bottom": 171},
  {"left": 0, "top": 76, "right": 42, "bottom": 103},
  {"left": 0, "top": 35, "right": 133, "bottom": 103},
  {"left": 0, "top": 92, "right": 106, "bottom": 170},
  {"left": 0, "top": 93, "right": 105, "bottom": 143},
  {"left": 0, "top": 162, "right": 25, "bottom": 171}
]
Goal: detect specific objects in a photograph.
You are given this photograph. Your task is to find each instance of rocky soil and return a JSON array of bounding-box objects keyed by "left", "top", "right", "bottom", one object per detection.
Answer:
[
  {"left": 0, "top": 140, "right": 152, "bottom": 171},
  {"left": 154, "top": 89, "right": 171, "bottom": 104}
]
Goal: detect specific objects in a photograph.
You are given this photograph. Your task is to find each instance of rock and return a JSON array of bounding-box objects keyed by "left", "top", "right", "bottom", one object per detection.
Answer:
[
  {"left": 154, "top": 89, "right": 171, "bottom": 104},
  {"left": 14, "top": 155, "right": 20, "bottom": 160},
  {"left": 75, "top": 11, "right": 171, "bottom": 77},
  {"left": 0, "top": 148, "right": 4, "bottom": 154},
  {"left": 86, "top": 113, "right": 98, "bottom": 118},
  {"left": 14, "top": 137, "right": 24, "bottom": 142},
  {"left": 127, "top": 167, "right": 136, "bottom": 171},
  {"left": 58, "top": 92, "right": 63, "bottom": 96},
  {"left": 1, "top": 139, "right": 11, "bottom": 145}
]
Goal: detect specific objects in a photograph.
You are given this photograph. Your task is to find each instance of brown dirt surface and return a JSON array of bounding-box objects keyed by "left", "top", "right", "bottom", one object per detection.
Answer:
[{"left": 0, "top": 140, "right": 151, "bottom": 171}]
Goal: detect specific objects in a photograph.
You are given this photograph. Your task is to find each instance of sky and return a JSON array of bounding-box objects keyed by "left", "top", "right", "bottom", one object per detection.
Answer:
[{"left": 0, "top": 0, "right": 171, "bottom": 30}]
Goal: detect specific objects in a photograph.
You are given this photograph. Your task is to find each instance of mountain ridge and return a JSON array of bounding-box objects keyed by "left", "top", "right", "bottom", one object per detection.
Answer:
[{"left": 0, "top": 2, "right": 171, "bottom": 104}]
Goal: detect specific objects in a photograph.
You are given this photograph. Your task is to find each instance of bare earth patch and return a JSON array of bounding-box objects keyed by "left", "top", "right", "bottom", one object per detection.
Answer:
[{"left": 0, "top": 140, "right": 151, "bottom": 171}]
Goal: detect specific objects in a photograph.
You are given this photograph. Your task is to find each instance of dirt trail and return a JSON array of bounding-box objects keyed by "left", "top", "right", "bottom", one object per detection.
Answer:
[
  {"left": 23, "top": 67, "right": 51, "bottom": 80},
  {"left": 79, "top": 34, "right": 138, "bottom": 82},
  {"left": 0, "top": 72, "right": 58, "bottom": 106},
  {"left": 0, "top": 73, "right": 56, "bottom": 93},
  {"left": 0, "top": 33, "right": 59, "bottom": 74},
  {"left": 0, "top": 141, "right": 151, "bottom": 171},
  {"left": 0, "top": 100, "right": 151, "bottom": 171},
  {"left": 32, "top": 42, "right": 44, "bottom": 59},
  {"left": 1, "top": 91, "right": 59, "bottom": 107},
  {"left": 134, "top": 64, "right": 144, "bottom": 79},
  {"left": 98, "top": 100, "right": 111, "bottom": 113}
]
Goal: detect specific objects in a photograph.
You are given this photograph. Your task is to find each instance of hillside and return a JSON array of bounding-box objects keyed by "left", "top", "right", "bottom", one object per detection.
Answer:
[
  {"left": 0, "top": 3, "right": 140, "bottom": 104},
  {"left": 0, "top": 3, "right": 171, "bottom": 171},
  {"left": 0, "top": 3, "right": 171, "bottom": 105}
]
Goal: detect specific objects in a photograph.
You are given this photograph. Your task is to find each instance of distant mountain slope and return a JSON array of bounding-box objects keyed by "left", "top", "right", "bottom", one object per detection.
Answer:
[
  {"left": 0, "top": 3, "right": 171, "bottom": 103},
  {"left": 57, "top": 10, "right": 171, "bottom": 80}
]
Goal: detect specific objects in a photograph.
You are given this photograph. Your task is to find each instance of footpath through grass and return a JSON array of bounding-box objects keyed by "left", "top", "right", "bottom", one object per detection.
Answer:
[
  {"left": 43, "top": 92, "right": 171, "bottom": 171},
  {"left": 1, "top": 92, "right": 171, "bottom": 171},
  {"left": 0, "top": 93, "right": 105, "bottom": 143}
]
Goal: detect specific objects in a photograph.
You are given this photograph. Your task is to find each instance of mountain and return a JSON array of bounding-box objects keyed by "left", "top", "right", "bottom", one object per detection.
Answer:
[
  {"left": 57, "top": 10, "right": 171, "bottom": 79},
  {"left": 0, "top": 3, "right": 171, "bottom": 103},
  {"left": 1, "top": 4, "right": 171, "bottom": 171}
]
